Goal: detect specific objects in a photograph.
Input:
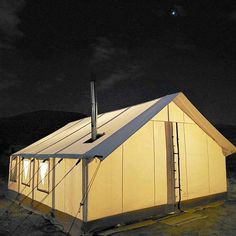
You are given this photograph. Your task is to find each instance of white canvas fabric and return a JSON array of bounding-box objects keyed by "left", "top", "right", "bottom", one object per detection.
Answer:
[{"left": 13, "top": 92, "right": 236, "bottom": 159}]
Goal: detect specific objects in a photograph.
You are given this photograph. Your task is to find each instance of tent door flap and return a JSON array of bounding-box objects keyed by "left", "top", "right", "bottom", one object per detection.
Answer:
[{"left": 172, "top": 122, "right": 182, "bottom": 211}]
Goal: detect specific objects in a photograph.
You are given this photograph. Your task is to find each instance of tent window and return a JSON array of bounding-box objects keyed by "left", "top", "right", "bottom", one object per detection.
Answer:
[
  {"left": 37, "top": 159, "right": 50, "bottom": 193},
  {"left": 10, "top": 157, "right": 17, "bottom": 182},
  {"left": 21, "top": 158, "right": 31, "bottom": 186}
]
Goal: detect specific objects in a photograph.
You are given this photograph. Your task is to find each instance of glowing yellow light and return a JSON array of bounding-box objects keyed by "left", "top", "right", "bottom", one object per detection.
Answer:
[
  {"left": 40, "top": 161, "right": 48, "bottom": 185},
  {"left": 23, "top": 159, "right": 30, "bottom": 180}
]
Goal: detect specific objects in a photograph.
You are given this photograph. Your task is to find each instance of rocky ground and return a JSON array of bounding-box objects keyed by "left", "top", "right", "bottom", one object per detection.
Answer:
[{"left": 0, "top": 178, "right": 67, "bottom": 236}]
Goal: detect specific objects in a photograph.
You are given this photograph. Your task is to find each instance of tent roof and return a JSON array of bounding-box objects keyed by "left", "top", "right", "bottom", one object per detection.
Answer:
[{"left": 13, "top": 92, "right": 236, "bottom": 159}]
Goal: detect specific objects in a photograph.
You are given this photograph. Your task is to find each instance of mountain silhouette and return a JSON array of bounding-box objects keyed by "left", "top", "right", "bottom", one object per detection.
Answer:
[{"left": 0, "top": 110, "right": 86, "bottom": 175}]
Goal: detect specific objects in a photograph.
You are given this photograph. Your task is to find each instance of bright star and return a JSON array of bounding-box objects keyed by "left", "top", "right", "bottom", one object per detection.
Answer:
[{"left": 171, "top": 10, "right": 177, "bottom": 16}]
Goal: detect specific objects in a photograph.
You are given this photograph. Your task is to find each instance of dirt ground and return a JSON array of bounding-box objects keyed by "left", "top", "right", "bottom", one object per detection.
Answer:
[
  {"left": 0, "top": 178, "right": 67, "bottom": 236},
  {"left": 116, "top": 172, "right": 236, "bottom": 236},
  {"left": 0, "top": 173, "right": 236, "bottom": 236}
]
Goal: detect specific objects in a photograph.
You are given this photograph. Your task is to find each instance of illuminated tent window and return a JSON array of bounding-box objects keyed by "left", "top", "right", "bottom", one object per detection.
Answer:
[
  {"left": 22, "top": 158, "right": 31, "bottom": 186},
  {"left": 10, "top": 157, "right": 17, "bottom": 182},
  {"left": 37, "top": 159, "right": 50, "bottom": 193}
]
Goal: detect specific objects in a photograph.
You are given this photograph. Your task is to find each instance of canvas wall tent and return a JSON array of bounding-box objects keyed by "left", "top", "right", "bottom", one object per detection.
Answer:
[{"left": 8, "top": 92, "right": 236, "bottom": 235}]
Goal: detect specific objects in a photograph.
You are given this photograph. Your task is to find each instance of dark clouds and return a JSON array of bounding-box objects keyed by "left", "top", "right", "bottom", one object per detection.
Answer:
[
  {"left": 90, "top": 37, "right": 117, "bottom": 64},
  {"left": 0, "top": 0, "right": 236, "bottom": 126},
  {"left": 0, "top": 0, "right": 25, "bottom": 96},
  {"left": 0, "top": 70, "right": 20, "bottom": 90},
  {"left": 90, "top": 37, "right": 143, "bottom": 92},
  {"left": 0, "top": 0, "right": 25, "bottom": 49}
]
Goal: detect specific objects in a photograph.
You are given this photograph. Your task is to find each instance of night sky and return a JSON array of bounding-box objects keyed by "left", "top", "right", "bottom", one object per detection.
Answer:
[{"left": 0, "top": 0, "right": 236, "bottom": 125}]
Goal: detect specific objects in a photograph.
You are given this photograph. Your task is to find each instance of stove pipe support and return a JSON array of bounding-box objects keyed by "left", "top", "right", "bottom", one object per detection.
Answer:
[{"left": 90, "top": 80, "right": 97, "bottom": 141}]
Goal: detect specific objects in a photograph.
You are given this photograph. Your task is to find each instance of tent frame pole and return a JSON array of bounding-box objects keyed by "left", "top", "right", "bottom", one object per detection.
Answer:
[{"left": 82, "top": 159, "right": 88, "bottom": 224}]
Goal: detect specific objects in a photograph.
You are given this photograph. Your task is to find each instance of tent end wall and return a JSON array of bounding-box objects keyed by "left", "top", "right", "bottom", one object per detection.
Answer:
[
  {"left": 7, "top": 189, "right": 70, "bottom": 216},
  {"left": 6, "top": 189, "right": 86, "bottom": 235},
  {"left": 8, "top": 157, "right": 84, "bottom": 220}
]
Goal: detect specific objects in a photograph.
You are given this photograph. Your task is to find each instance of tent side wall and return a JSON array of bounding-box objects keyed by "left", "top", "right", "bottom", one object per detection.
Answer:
[
  {"left": 86, "top": 101, "right": 227, "bottom": 222},
  {"left": 8, "top": 157, "right": 83, "bottom": 220},
  {"left": 87, "top": 120, "right": 168, "bottom": 221}
]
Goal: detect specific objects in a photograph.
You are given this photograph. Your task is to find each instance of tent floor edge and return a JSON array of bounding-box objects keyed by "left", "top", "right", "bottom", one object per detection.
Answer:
[
  {"left": 88, "top": 192, "right": 227, "bottom": 235},
  {"left": 6, "top": 189, "right": 227, "bottom": 235}
]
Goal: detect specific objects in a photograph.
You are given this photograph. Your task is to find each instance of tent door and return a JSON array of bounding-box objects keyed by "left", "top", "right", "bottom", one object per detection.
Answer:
[
  {"left": 172, "top": 122, "right": 182, "bottom": 211},
  {"left": 165, "top": 122, "right": 182, "bottom": 212}
]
